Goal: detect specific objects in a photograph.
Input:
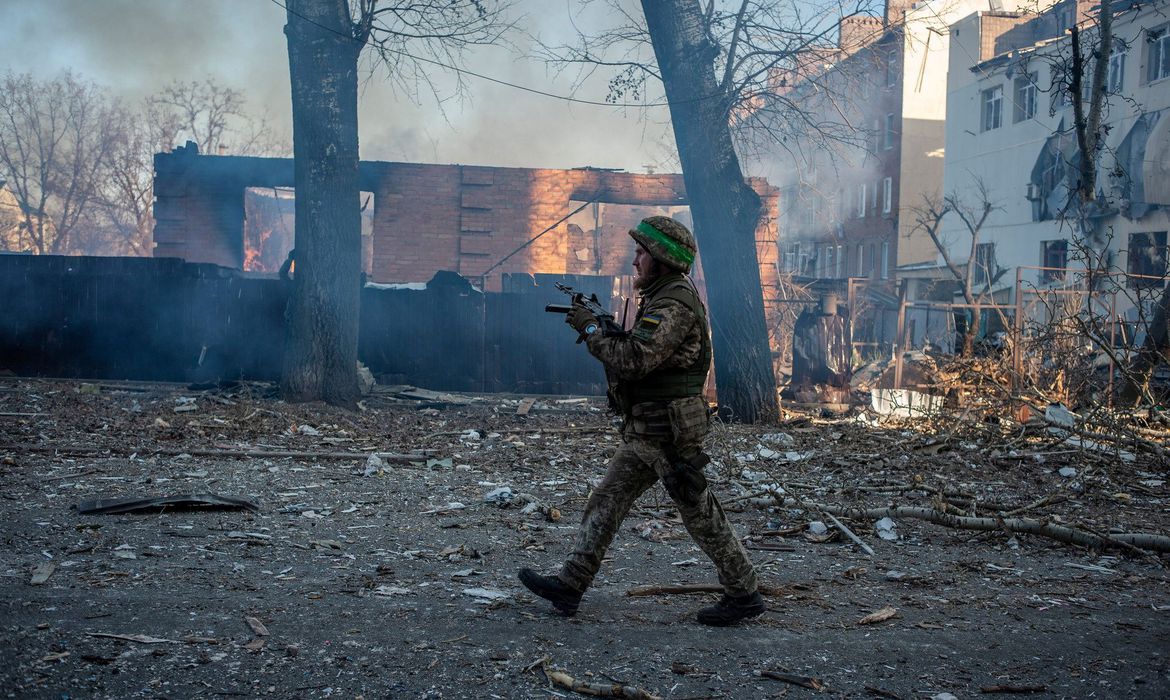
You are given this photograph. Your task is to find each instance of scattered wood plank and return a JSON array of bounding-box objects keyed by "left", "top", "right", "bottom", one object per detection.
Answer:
[
  {"left": 76, "top": 493, "right": 259, "bottom": 515},
  {"left": 244, "top": 616, "right": 269, "bottom": 636},
  {"left": 86, "top": 632, "right": 175, "bottom": 644},
  {"left": 824, "top": 513, "right": 875, "bottom": 556},
  {"left": 745, "top": 542, "right": 796, "bottom": 552},
  {"left": 858, "top": 606, "right": 898, "bottom": 625},
  {"left": 757, "top": 669, "right": 826, "bottom": 691}
]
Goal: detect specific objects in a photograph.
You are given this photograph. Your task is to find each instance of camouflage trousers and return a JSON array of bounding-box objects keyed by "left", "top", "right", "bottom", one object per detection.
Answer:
[{"left": 559, "top": 435, "right": 759, "bottom": 597}]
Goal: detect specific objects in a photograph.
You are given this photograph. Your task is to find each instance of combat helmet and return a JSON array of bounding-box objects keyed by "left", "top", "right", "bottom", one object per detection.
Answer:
[{"left": 629, "top": 216, "right": 697, "bottom": 273}]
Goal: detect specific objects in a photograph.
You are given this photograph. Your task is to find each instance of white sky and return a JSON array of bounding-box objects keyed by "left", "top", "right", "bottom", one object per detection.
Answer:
[{"left": 0, "top": 0, "right": 679, "bottom": 173}]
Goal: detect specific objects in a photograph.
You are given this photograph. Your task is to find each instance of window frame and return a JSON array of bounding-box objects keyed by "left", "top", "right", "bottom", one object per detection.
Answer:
[
  {"left": 883, "top": 113, "right": 896, "bottom": 150},
  {"left": 1040, "top": 239, "right": 1069, "bottom": 283},
  {"left": 880, "top": 240, "right": 890, "bottom": 279},
  {"left": 981, "top": 84, "right": 1004, "bottom": 131},
  {"left": 1148, "top": 27, "right": 1170, "bottom": 83},
  {"left": 882, "top": 176, "right": 892, "bottom": 214},
  {"left": 857, "top": 183, "right": 867, "bottom": 218},
  {"left": 974, "top": 242, "right": 997, "bottom": 288},
  {"left": 1107, "top": 46, "right": 1126, "bottom": 93},
  {"left": 1013, "top": 72, "right": 1037, "bottom": 123},
  {"left": 1128, "top": 231, "right": 1168, "bottom": 288}
]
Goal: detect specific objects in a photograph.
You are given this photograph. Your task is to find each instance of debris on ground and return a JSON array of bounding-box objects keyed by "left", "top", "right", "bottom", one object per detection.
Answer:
[{"left": 1, "top": 377, "right": 1167, "bottom": 698}]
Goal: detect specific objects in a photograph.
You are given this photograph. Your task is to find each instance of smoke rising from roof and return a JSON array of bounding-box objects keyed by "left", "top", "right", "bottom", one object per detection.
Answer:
[{"left": 0, "top": 0, "right": 676, "bottom": 172}]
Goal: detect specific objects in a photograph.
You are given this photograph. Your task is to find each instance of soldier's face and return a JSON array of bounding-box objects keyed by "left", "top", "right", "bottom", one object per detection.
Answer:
[{"left": 633, "top": 244, "right": 658, "bottom": 288}]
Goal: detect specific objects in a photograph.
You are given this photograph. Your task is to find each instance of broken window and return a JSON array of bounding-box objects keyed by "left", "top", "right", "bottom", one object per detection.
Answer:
[
  {"left": 1146, "top": 26, "right": 1170, "bottom": 84},
  {"left": 1111, "top": 109, "right": 1167, "bottom": 218},
  {"left": 1029, "top": 118, "right": 1079, "bottom": 221},
  {"left": 1128, "top": 231, "right": 1168, "bottom": 288},
  {"left": 243, "top": 187, "right": 295, "bottom": 273},
  {"left": 565, "top": 202, "right": 688, "bottom": 283},
  {"left": 242, "top": 187, "right": 375, "bottom": 275},
  {"left": 1040, "top": 239, "right": 1069, "bottom": 283}
]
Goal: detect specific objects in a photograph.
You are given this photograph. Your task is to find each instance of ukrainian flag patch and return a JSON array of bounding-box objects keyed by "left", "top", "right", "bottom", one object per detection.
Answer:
[{"left": 632, "top": 314, "right": 662, "bottom": 341}]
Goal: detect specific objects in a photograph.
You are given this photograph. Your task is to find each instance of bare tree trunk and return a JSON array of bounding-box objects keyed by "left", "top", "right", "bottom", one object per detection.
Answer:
[
  {"left": 283, "top": 0, "right": 362, "bottom": 408},
  {"left": 1070, "top": 0, "right": 1113, "bottom": 205},
  {"left": 641, "top": 0, "right": 778, "bottom": 423}
]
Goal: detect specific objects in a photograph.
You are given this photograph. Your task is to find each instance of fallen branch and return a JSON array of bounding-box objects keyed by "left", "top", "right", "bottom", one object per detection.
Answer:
[
  {"left": 542, "top": 663, "right": 661, "bottom": 700},
  {"left": 814, "top": 504, "right": 1170, "bottom": 554},
  {"left": 823, "top": 513, "right": 875, "bottom": 556},
  {"left": 1002, "top": 493, "right": 1068, "bottom": 517}
]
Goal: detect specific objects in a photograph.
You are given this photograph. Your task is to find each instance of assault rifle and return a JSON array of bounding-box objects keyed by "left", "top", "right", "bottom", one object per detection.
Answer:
[{"left": 545, "top": 282, "right": 625, "bottom": 343}]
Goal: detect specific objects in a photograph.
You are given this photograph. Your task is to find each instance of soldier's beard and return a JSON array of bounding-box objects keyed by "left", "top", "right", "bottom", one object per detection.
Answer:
[{"left": 634, "top": 258, "right": 663, "bottom": 289}]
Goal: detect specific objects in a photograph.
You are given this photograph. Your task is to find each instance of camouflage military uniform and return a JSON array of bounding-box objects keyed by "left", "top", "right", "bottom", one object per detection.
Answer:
[{"left": 558, "top": 272, "right": 759, "bottom": 597}]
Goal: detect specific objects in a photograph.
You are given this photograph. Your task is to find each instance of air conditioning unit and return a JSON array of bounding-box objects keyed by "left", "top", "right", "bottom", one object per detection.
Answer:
[{"left": 1025, "top": 183, "right": 1041, "bottom": 201}]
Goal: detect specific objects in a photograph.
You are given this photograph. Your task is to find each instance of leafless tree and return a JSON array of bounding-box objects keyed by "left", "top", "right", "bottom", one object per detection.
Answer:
[
  {"left": 531, "top": 0, "right": 878, "bottom": 420},
  {"left": 911, "top": 181, "right": 1001, "bottom": 355},
  {"left": 147, "top": 78, "right": 285, "bottom": 157},
  {"left": 0, "top": 71, "right": 121, "bottom": 255},
  {"left": 281, "top": 0, "right": 517, "bottom": 407},
  {"left": 95, "top": 81, "right": 285, "bottom": 257}
]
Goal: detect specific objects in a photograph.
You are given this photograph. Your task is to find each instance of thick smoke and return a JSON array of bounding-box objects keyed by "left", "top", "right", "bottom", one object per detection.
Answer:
[{"left": 0, "top": 0, "right": 674, "bottom": 172}]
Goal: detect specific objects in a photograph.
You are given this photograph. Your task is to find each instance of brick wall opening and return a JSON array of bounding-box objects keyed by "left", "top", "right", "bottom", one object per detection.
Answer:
[{"left": 242, "top": 187, "right": 375, "bottom": 275}]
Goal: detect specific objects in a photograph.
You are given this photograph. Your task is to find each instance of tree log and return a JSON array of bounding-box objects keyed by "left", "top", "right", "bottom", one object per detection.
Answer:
[{"left": 816, "top": 504, "right": 1170, "bottom": 554}]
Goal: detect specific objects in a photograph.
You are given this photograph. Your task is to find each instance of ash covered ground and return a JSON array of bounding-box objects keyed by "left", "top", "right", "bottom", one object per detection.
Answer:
[{"left": 1, "top": 378, "right": 1168, "bottom": 699}]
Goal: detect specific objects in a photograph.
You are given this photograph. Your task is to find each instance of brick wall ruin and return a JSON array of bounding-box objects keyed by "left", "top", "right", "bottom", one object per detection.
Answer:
[
  {"left": 152, "top": 149, "right": 783, "bottom": 378},
  {"left": 152, "top": 148, "right": 779, "bottom": 296}
]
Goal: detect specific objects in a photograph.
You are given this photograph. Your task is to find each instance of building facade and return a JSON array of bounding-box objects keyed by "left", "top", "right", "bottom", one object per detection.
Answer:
[
  {"left": 771, "top": 0, "right": 1027, "bottom": 289},
  {"left": 941, "top": 0, "right": 1170, "bottom": 300}
]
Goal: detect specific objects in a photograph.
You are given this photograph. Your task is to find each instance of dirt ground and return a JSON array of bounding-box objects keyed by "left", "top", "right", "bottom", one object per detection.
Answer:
[{"left": 1, "top": 377, "right": 1168, "bottom": 700}]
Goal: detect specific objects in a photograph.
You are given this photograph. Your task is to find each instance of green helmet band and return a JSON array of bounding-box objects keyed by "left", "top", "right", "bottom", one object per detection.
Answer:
[{"left": 635, "top": 221, "right": 695, "bottom": 266}]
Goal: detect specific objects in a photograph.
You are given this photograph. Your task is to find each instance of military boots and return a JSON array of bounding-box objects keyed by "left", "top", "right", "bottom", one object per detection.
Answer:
[
  {"left": 518, "top": 568, "right": 583, "bottom": 616},
  {"left": 695, "top": 592, "right": 767, "bottom": 626}
]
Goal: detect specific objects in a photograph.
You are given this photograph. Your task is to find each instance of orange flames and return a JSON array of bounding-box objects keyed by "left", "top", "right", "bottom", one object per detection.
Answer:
[{"left": 244, "top": 228, "right": 274, "bottom": 272}]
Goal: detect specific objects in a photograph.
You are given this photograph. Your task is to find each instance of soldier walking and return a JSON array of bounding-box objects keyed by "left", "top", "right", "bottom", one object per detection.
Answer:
[{"left": 519, "top": 216, "right": 764, "bottom": 626}]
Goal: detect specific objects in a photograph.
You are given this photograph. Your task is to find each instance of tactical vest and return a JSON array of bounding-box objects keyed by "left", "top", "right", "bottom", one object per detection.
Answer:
[{"left": 619, "top": 273, "right": 712, "bottom": 411}]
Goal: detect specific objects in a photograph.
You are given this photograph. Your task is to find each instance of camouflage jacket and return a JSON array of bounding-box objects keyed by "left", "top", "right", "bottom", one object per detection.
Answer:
[{"left": 584, "top": 272, "right": 706, "bottom": 382}]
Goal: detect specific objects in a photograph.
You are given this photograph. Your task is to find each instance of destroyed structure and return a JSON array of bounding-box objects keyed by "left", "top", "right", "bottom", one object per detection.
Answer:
[{"left": 0, "top": 148, "right": 782, "bottom": 393}]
